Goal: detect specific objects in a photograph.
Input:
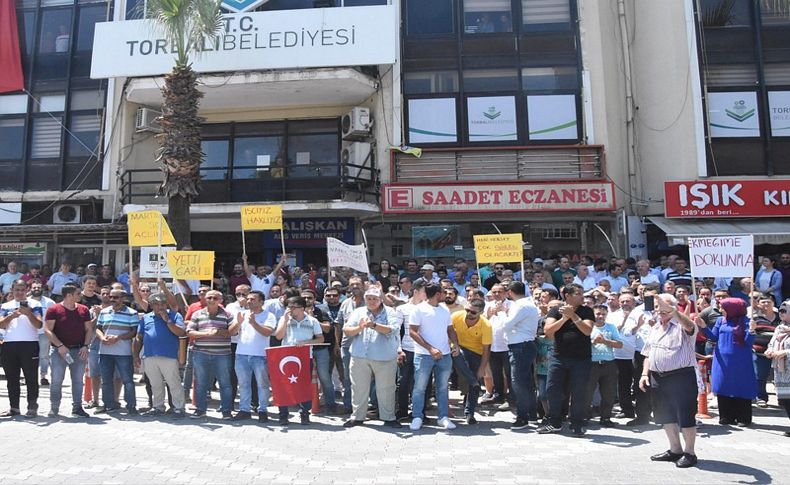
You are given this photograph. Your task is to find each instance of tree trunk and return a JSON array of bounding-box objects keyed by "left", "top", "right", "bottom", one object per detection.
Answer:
[{"left": 168, "top": 194, "right": 191, "bottom": 248}]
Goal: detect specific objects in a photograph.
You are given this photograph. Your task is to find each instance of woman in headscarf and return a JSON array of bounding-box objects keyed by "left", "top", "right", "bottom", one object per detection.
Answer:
[
  {"left": 765, "top": 299, "right": 790, "bottom": 437},
  {"left": 698, "top": 297, "right": 757, "bottom": 426}
]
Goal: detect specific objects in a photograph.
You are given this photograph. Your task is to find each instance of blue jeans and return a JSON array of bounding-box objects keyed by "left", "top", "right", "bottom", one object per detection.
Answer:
[
  {"left": 754, "top": 354, "right": 772, "bottom": 402},
  {"left": 509, "top": 341, "right": 538, "bottom": 421},
  {"left": 49, "top": 347, "right": 86, "bottom": 409},
  {"left": 314, "top": 348, "right": 336, "bottom": 410},
  {"left": 411, "top": 353, "right": 452, "bottom": 420},
  {"left": 546, "top": 355, "right": 591, "bottom": 428},
  {"left": 99, "top": 354, "right": 136, "bottom": 410},
  {"left": 452, "top": 348, "right": 482, "bottom": 416},
  {"left": 341, "top": 346, "right": 352, "bottom": 409},
  {"left": 234, "top": 354, "right": 269, "bottom": 413},
  {"left": 193, "top": 351, "right": 233, "bottom": 413},
  {"left": 182, "top": 346, "right": 194, "bottom": 392}
]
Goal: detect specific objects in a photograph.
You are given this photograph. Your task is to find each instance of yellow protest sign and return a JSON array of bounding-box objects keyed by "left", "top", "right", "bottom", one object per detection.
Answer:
[
  {"left": 166, "top": 251, "right": 215, "bottom": 280},
  {"left": 241, "top": 205, "right": 283, "bottom": 231},
  {"left": 473, "top": 234, "right": 523, "bottom": 264},
  {"left": 127, "top": 211, "right": 176, "bottom": 247}
]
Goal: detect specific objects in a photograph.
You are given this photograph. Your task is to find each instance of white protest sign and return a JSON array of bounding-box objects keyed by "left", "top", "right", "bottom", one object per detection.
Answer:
[
  {"left": 140, "top": 246, "right": 176, "bottom": 278},
  {"left": 327, "top": 237, "right": 369, "bottom": 274},
  {"left": 688, "top": 235, "right": 754, "bottom": 278}
]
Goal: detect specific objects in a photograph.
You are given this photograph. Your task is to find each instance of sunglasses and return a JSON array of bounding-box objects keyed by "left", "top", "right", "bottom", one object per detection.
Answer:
[{"left": 466, "top": 310, "right": 480, "bottom": 317}]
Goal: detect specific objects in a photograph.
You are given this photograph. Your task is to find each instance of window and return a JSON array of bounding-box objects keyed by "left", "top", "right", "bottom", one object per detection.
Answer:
[
  {"left": 38, "top": 9, "right": 73, "bottom": 55},
  {"left": 66, "top": 114, "right": 101, "bottom": 157},
  {"left": 521, "top": 0, "right": 571, "bottom": 30},
  {"left": 466, "top": 95, "right": 518, "bottom": 142},
  {"left": 0, "top": 95, "right": 28, "bottom": 115},
  {"left": 403, "top": 71, "right": 459, "bottom": 94},
  {"left": 408, "top": 98, "right": 458, "bottom": 143},
  {"left": 463, "top": 0, "right": 512, "bottom": 34},
  {"left": 201, "top": 139, "right": 229, "bottom": 180},
  {"left": 521, "top": 66, "right": 578, "bottom": 91},
  {"left": 287, "top": 131, "right": 339, "bottom": 177},
  {"left": 0, "top": 120, "right": 26, "bottom": 160},
  {"left": 406, "top": 0, "right": 454, "bottom": 35},
  {"left": 463, "top": 68, "right": 519, "bottom": 91},
  {"left": 232, "top": 136, "right": 285, "bottom": 179},
  {"left": 30, "top": 118, "right": 63, "bottom": 159}
]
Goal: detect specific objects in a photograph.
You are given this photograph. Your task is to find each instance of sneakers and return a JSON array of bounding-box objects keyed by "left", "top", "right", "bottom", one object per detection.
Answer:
[
  {"left": 511, "top": 419, "right": 530, "bottom": 430},
  {"left": 343, "top": 419, "right": 364, "bottom": 428},
  {"left": 40, "top": 377, "right": 49, "bottom": 386},
  {"left": 537, "top": 423, "right": 561, "bottom": 434},
  {"left": 497, "top": 401, "right": 511, "bottom": 411},
  {"left": 84, "top": 401, "right": 99, "bottom": 409},
  {"left": 756, "top": 399, "right": 768, "bottom": 408},
  {"left": 221, "top": 411, "right": 233, "bottom": 420},
  {"left": 143, "top": 408, "right": 166, "bottom": 417},
  {"left": 409, "top": 417, "right": 423, "bottom": 431},
  {"left": 437, "top": 417, "right": 456, "bottom": 430},
  {"left": 614, "top": 411, "right": 634, "bottom": 419},
  {"left": 233, "top": 411, "right": 252, "bottom": 421},
  {"left": 258, "top": 412, "right": 269, "bottom": 423},
  {"left": 190, "top": 410, "right": 206, "bottom": 419},
  {"left": 25, "top": 408, "right": 38, "bottom": 418},
  {"left": 72, "top": 407, "right": 89, "bottom": 418},
  {"left": 465, "top": 414, "right": 477, "bottom": 425}
]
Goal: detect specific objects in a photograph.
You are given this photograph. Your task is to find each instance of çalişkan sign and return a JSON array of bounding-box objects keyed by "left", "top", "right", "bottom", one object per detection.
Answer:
[
  {"left": 383, "top": 182, "right": 616, "bottom": 214},
  {"left": 688, "top": 235, "right": 754, "bottom": 278},
  {"left": 90, "top": 5, "right": 397, "bottom": 79}
]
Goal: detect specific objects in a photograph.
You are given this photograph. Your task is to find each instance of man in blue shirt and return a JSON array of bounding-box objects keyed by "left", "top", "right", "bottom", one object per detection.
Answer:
[
  {"left": 47, "top": 262, "right": 79, "bottom": 302},
  {"left": 133, "top": 293, "right": 186, "bottom": 417},
  {"left": 586, "top": 304, "right": 623, "bottom": 427}
]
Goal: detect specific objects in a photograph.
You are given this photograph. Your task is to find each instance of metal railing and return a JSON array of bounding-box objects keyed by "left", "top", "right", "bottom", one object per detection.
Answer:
[
  {"left": 391, "top": 145, "right": 605, "bottom": 183},
  {"left": 119, "top": 160, "right": 377, "bottom": 205}
]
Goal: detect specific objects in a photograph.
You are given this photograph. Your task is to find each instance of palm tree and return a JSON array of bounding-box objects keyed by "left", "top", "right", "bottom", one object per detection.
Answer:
[{"left": 145, "top": 0, "right": 223, "bottom": 247}]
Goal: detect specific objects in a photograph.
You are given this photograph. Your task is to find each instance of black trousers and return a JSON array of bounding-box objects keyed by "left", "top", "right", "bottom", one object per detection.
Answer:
[
  {"left": 633, "top": 352, "right": 652, "bottom": 420},
  {"left": 489, "top": 350, "right": 512, "bottom": 399},
  {"left": 396, "top": 350, "right": 415, "bottom": 417},
  {"left": 780, "top": 399, "right": 790, "bottom": 419},
  {"left": 615, "top": 358, "right": 635, "bottom": 416},
  {"left": 718, "top": 395, "right": 752, "bottom": 425},
  {"left": 1, "top": 341, "right": 40, "bottom": 410}
]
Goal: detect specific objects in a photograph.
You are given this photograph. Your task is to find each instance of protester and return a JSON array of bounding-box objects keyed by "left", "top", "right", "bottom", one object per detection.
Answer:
[
  {"left": 394, "top": 280, "right": 426, "bottom": 420},
  {"left": 765, "top": 299, "right": 790, "bottom": 436},
  {"left": 29, "top": 281, "right": 56, "bottom": 386},
  {"left": 450, "top": 298, "right": 491, "bottom": 425},
  {"left": 0, "top": 261, "right": 23, "bottom": 295},
  {"left": 586, "top": 304, "right": 623, "bottom": 426},
  {"left": 336, "top": 276, "right": 365, "bottom": 414},
  {"left": 95, "top": 288, "right": 139, "bottom": 415},
  {"left": 47, "top": 262, "right": 79, "bottom": 302},
  {"left": 753, "top": 294, "right": 780, "bottom": 407}
]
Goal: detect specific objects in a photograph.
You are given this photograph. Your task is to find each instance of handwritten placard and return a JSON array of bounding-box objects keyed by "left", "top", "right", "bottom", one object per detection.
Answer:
[
  {"left": 241, "top": 205, "right": 283, "bottom": 231},
  {"left": 473, "top": 234, "right": 523, "bottom": 264}
]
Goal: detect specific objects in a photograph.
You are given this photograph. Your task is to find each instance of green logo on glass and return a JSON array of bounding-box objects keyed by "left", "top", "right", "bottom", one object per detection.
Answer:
[
  {"left": 483, "top": 106, "right": 501, "bottom": 120},
  {"left": 725, "top": 100, "right": 755, "bottom": 123}
]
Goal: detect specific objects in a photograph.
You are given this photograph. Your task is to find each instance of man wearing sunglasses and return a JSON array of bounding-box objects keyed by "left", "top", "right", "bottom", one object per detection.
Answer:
[
  {"left": 95, "top": 288, "right": 139, "bottom": 415},
  {"left": 450, "top": 299, "right": 492, "bottom": 425}
]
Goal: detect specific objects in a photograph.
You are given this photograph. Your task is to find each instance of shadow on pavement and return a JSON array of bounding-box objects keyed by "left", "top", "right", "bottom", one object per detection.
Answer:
[
  {"left": 696, "top": 459, "right": 772, "bottom": 484},
  {"left": 586, "top": 433, "right": 650, "bottom": 448}
]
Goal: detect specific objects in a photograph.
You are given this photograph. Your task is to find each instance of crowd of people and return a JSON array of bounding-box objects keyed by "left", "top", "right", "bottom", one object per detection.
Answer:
[{"left": 1, "top": 253, "right": 790, "bottom": 469}]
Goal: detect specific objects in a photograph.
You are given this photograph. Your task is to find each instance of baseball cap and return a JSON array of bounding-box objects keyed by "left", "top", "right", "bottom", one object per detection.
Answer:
[
  {"left": 421, "top": 264, "right": 435, "bottom": 271},
  {"left": 364, "top": 288, "right": 382, "bottom": 298},
  {"left": 533, "top": 258, "right": 545, "bottom": 264}
]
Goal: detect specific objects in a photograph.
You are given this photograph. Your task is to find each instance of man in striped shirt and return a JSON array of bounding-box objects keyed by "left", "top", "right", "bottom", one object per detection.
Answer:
[
  {"left": 187, "top": 290, "right": 239, "bottom": 419},
  {"left": 95, "top": 288, "right": 139, "bottom": 415}
]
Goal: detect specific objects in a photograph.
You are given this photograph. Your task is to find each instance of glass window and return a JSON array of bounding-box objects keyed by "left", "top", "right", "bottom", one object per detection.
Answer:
[
  {"left": 343, "top": 0, "right": 387, "bottom": 5},
  {"left": 67, "top": 113, "right": 101, "bottom": 157},
  {"left": 761, "top": 1, "right": 790, "bottom": 25},
  {"left": 521, "top": 66, "right": 578, "bottom": 91},
  {"left": 38, "top": 9, "right": 73, "bottom": 55},
  {"left": 18, "top": 11, "right": 36, "bottom": 57},
  {"left": 464, "top": 0, "right": 512, "bottom": 34},
  {"left": 41, "top": 0, "right": 74, "bottom": 5},
  {"left": 200, "top": 139, "right": 229, "bottom": 180},
  {"left": 707, "top": 91, "right": 761, "bottom": 138},
  {"left": 288, "top": 119, "right": 337, "bottom": 134},
  {"left": 527, "top": 94, "right": 578, "bottom": 140},
  {"left": 408, "top": 98, "right": 458, "bottom": 143},
  {"left": 0, "top": 95, "right": 29, "bottom": 114},
  {"left": 765, "top": 63, "right": 790, "bottom": 86},
  {"left": 463, "top": 68, "right": 518, "bottom": 91},
  {"left": 75, "top": 6, "right": 106, "bottom": 52},
  {"left": 125, "top": 0, "right": 144, "bottom": 19},
  {"left": 404, "top": 71, "right": 459, "bottom": 94},
  {"left": 26, "top": 161, "right": 61, "bottom": 190},
  {"left": 704, "top": 64, "right": 758, "bottom": 87},
  {"left": 287, "top": 134, "right": 338, "bottom": 177},
  {"left": 406, "top": 0, "right": 454, "bottom": 35},
  {"left": 34, "top": 94, "right": 67, "bottom": 112},
  {"left": 0, "top": 119, "right": 26, "bottom": 160},
  {"left": 70, "top": 89, "right": 105, "bottom": 111},
  {"left": 64, "top": 158, "right": 101, "bottom": 189},
  {"left": 466, "top": 95, "right": 518, "bottom": 142},
  {"left": 768, "top": 91, "right": 790, "bottom": 137},
  {"left": 522, "top": 0, "right": 571, "bottom": 30},
  {"left": 700, "top": 0, "right": 752, "bottom": 27},
  {"left": 30, "top": 117, "right": 63, "bottom": 158},
  {"left": 232, "top": 136, "right": 285, "bottom": 179}
]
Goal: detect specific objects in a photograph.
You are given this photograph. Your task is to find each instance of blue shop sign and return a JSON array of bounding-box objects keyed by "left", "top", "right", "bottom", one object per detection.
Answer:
[{"left": 264, "top": 218, "right": 355, "bottom": 248}]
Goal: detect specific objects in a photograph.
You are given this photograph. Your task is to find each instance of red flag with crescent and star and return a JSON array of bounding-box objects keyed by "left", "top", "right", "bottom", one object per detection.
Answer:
[{"left": 266, "top": 345, "right": 312, "bottom": 407}]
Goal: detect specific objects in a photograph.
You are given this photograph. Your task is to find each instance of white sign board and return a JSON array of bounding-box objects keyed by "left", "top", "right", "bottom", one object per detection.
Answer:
[
  {"left": 688, "top": 235, "right": 754, "bottom": 278},
  {"left": 467, "top": 96, "right": 517, "bottom": 142},
  {"left": 408, "top": 98, "right": 457, "bottom": 143},
  {"left": 708, "top": 91, "right": 761, "bottom": 138},
  {"left": 527, "top": 95, "right": 578, "bottom": 140},
  {"left": 0, "top": 203, "right": 22, "bottom": 224},
  {"left": 140, "top": 246, "right": 176, "bottom": 278},
  {"left": 326, "top": 237, "right": 369, "bottom": 274},
  {"left": 769, "top": 90, "right": 790, "bottom": 137},
  {"left": 90, "top": 5, "right": 397, "bottom": 79}
]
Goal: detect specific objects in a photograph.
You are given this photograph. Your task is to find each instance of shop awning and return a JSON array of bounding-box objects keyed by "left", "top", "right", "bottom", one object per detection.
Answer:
[
  {"left": 648, "top": 217, "right": 790, "bottom": 245},
  {"left": 0, "top": 223, "right": 127, "bottom": 237}
]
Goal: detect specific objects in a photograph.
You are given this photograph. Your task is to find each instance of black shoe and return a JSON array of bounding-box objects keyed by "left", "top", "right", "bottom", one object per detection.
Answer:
[
  {"left": 600, "top": 419, "right": 617, "bottom": 428},
  {"left": 258, "top": 412, "right": 269, "bottom": 423},
  {"left": 300, "top": 414, "right": 310, "bottom": 425},
  {"left": 221, "top": 411, "right": 233, "bottom": 420},
  {"left": 571, "top": 426, "right": 586, "bottom": 437},
  {"left": 675, "top": 453, "right": 698, "bottom": 468},
  {"left": 626, "top": 418, "right": 649, "bottom": 426},
  {"left": 190, "top": 410, "right": 206, "bottom": 419},
  {"left": 40, "top": 378, "right": 49, "bottom": 386},
  {"left": 512, "top": 419, "right": 530, "bottom": 430},
  {"left": 72, "top": 407, "right": 89, "bottom": 418},
  {"left": 537, "top": 423, "right": 560, "bottom": 434},
  {"left": 126, "top": 408, "right": 139, "bottom": 416},
  {"left": 384, "top": 420, "right": 402, "bottom": 429},
  {"left": 277, "top": 417, "right": 289, "bottom": 426},
  {"left": 719, "top": 418, "right": 735, "bottom": 426},
  {"left": 233, "top": 411, "right": 252, "bottom": 421},
  {"left": 465, "top": 414, "right": 478, "bottom": 425},
  {"left": 650, "top": 450, "right": 683, "bottom": 462},
  {"left": 343, "top": 419, "right": 364, "bottom": 428},
  {"left": 614, "top": 411, "right": 634, "bottom": 419},
  {"left": 783, "top": 430, "right": 790, "bottom": 437},
  {"left": 105, "top": 406, "right": 121, "bottom": 413},
  {"left": 0, "top": 409, "right": 20, "bottom": 418}
]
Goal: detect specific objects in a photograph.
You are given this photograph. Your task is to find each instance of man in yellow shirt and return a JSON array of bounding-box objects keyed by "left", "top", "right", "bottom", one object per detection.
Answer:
[{"left": 451, "top": 299, "right": 492, "bottom": 425}]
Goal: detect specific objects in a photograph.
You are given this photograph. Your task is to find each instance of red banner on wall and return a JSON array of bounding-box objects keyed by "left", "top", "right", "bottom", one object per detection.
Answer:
[
  {"left": 266, "top": 345, "right": 312, "bottom": 407},
  {"left": 664, "top": 180, "right": 790, "bottom": 218},
  {"left": 0, "top": 0, "right": 24, "bottom": 93}
]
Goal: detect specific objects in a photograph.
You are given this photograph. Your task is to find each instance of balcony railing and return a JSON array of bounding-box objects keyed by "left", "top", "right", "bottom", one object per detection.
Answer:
[
  {"left": 120, "top": 161, "right": 377, "bottom": 205},
  {"left": 391, "top": 145, "right": 605, "bottom": 183}
]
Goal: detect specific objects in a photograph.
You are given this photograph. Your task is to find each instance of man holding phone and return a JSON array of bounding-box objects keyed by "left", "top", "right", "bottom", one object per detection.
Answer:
[
  {"left": 610, "top": 293, "right": 640, "bottom": 421},
  {"left": 630, "top": 285, "right": 660, "bottom": 425}
]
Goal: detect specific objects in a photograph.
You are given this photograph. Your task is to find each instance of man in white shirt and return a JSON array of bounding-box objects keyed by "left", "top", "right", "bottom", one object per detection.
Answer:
[
  {"left": 0, "top": 279, "right": 44, "bottom": 417},
  {"left": 408, "top": 283, "right": 461, "bottom": 431},
  {"left": 636, "top": 259, "right": 659, "bottom": 285},
  {"left": 0, "top": 261, "right": 23, "bottom": 295},
  {"left": 608, "top": 293, "right": 639, "bottom": 421},
  {"left": 29, "top": 282, "right": 56, "bottom": 386},
  {"left": 394, "top": 281, "right": 426, "bottom": 420},
  {"left": 573, "top": 264, "right": 597, "bottom": 292},
  {"left": 242, "top": 254, "right": 285, "bottom": 298},
  {"left": 231, "top": 290, "right": 277, "bottom": 422},
  {"left": 226, "top": 284, "right": 251, "bottom": 410},
  {"left": 490, "top": 281, "right": 540, "bottom": 430},
  {"left": 603, "top": 265, "right": 629, "bottom": 293}
]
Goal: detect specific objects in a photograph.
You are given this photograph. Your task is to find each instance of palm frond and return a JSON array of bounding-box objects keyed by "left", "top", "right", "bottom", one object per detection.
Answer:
[{"left": 145, "top": 0, "right": 222, "bottom": 67}]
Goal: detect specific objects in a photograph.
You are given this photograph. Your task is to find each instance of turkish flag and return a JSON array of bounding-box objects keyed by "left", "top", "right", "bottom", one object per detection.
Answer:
[
  {"left": 266, "top": 345, "right": 312, "bottom": 407},
  {"left": 0, "top": 0, "right": 24, "bottom": 94}
]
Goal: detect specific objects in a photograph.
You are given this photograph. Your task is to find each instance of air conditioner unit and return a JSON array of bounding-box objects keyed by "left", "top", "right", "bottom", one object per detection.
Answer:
[
  {"left": 342, "top": 107, "right": 371, "bottom": 140},
  {"left": 53, "top": 204, "right": 81, "bottom": 224},
  {"left": 342, "top": 142, "right": 374, "bottom": 180},
  {"left": 135, "top": 107, "right": 163, "bottom": 133}
]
